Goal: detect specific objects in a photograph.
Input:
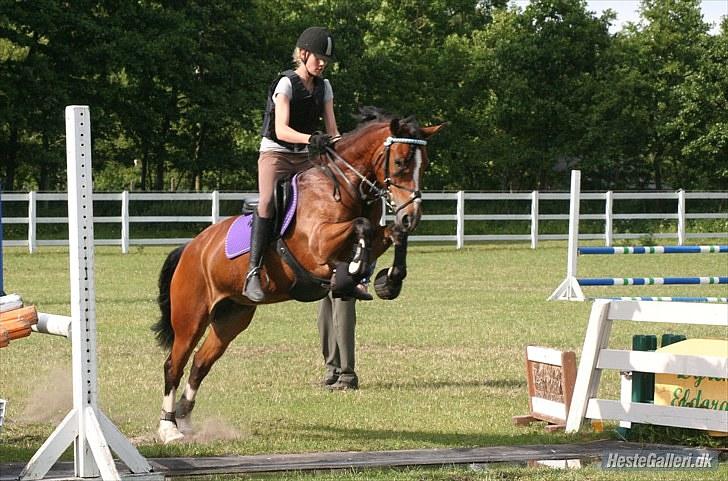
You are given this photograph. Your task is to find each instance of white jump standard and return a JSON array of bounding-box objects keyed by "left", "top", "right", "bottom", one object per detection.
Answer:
[
  {"left": 19, "top": 106, "right": 160, "bottom": 481},
  {"left": 550, "top": 170, "right": 728, "bottom": 302}
]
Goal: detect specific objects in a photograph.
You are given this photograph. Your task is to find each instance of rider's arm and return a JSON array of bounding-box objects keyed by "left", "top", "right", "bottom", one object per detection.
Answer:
[
  {"left": 323, "top": 99, "right": 340, "bottom": 140},
  {"left": 273, "top": 94, "right": 312, "bottom": 145},
  {"left": 323, "top": 80, "right": 340, "bottom": 140}
]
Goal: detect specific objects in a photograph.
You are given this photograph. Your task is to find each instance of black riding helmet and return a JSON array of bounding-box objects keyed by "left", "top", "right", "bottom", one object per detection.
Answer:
[{"left": 296, "top": 27, "right": 335, "bottom": 61}]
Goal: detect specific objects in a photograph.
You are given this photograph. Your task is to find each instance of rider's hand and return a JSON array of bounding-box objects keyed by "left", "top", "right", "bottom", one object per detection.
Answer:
[{"left": 308, "top": 132, "right": 333, "bottom": 154}]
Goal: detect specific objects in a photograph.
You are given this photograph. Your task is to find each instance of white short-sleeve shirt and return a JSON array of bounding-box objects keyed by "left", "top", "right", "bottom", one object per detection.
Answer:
[{"left": 259, "top": 77, "right": 333, "bottom": 153}]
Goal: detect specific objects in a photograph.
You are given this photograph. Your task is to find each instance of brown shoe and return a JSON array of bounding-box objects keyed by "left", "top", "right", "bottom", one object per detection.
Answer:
[
  {"left": 327, "top": 378, "right": 359, "bottom": 391},
  {"left": 322, "top": 373, "right": 339, "bottom": 386}
]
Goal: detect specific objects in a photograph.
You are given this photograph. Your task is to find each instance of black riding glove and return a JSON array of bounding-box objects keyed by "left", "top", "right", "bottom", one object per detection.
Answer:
[{"left": 308, "top": 132, "right": 333, "bottom": 155}]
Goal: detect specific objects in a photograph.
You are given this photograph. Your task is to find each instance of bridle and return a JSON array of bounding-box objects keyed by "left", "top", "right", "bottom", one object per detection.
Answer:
[
  {"left": 321, "top": 135, "right": 427, "bottom": 214},
  {"left": 381, "top": 136, "right": 427, "bottom": 214}
]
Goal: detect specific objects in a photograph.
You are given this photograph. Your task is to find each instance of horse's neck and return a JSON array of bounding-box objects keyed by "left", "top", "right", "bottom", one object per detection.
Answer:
[{"left": 336, "top": 127, "right": 384, "bottom": 182}]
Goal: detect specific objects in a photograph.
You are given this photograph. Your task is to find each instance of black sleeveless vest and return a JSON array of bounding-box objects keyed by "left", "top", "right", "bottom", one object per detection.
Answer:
[{"left": 260, "top": 70, "right": 326, "bottom": 151}]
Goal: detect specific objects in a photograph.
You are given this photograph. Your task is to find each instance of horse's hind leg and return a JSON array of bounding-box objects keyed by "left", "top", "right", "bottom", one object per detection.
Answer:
[
  {"left": 158, "top": 302, "right": 209, "bottom": 444},
  {"left": 174, "top": 301, "right": 256, "bottom": 437}
]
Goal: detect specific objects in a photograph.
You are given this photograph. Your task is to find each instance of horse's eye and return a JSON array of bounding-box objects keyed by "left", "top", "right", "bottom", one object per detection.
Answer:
[{"left": 394, "top": 158, "right": 405, "bottom": 168}]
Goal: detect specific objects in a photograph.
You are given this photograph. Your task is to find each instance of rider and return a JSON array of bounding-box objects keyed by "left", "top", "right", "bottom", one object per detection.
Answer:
[{"left": 244, "top": 26, "right": 339, "bottom": 302}]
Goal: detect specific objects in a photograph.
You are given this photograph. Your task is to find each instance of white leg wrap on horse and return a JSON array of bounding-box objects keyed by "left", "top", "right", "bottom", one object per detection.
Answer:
[
  {"left": 176, "top": 383, "right": 198, "bottom": 434},
  {"left": 162, "top": 389, "right": 176, "bottom": 414},
  {"left": 183, "top": 384, "right": 198, "bottom": 402},
  {"left": 349, "top": 239, "right": 367, "bottom": 275},
  {"left": 158, "top": 387, "right": 185, "bottom": 443},
  {"left": 158, "top": 420, "right": 184, "bottom": 444}
]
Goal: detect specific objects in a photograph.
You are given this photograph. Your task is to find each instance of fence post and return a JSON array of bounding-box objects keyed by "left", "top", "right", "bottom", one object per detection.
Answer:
[
  {"left": 211, "top": 190, "right": 220, "bottom": 224},
  {"left": 456, "top": 190, "right": 464, "bottom": 249},
  {"left": 28, "top": 191, "right": 37, "bottom": 254},
  {"left": 121, "top": 190, "right": 130, "bottom": 254},
  {"left": 677, "top": 189, "right": 686, "bottom": 246},
  {"left": 605, "top": 190, "right": 613, "bottom": 247},
  {"left": 530, "top": 190, "right": 539, "bottom": 249}
]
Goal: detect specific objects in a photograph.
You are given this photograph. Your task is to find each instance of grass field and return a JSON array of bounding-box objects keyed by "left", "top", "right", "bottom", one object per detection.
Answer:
[{"left": 1, "top": 241, "right": 726, "bottom": 480}]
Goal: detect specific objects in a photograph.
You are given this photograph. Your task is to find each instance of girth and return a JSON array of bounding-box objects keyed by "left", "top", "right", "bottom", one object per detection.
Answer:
[{"left": 276, "top": 238, "right": 330, "bottom": 302}]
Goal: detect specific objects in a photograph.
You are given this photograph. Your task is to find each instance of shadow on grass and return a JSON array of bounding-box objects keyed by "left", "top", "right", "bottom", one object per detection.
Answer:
[
  {"left": 364, "top": 379, "right": 486, "bottom": 390},
  {"left": 0, "top": 435, "right": 74, "bottom": 463},
  {"left": 290, "top": 423, "right": 604, "bottom": 448},
  {"left": 364, "top": 378, "right": 525, "bottom": 390}
]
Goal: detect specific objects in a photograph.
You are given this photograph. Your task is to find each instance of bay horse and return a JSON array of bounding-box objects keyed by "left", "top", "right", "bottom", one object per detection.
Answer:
[{"left": 152, "top": 108, "right": 444, "bottom": 443}]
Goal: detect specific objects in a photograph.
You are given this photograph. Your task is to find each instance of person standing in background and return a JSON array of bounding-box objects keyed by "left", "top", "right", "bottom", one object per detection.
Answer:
[{"left": 318, "top": 293, "right": 358, "bottom": 390}]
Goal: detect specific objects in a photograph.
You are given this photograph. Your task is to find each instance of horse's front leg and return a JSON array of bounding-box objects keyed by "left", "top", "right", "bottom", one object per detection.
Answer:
[
  {"left": 374, "top": 226, "right": 408, "bottom": 300},
  {"left": 331, "top": 217, "right": 373, "bottom": 300}
]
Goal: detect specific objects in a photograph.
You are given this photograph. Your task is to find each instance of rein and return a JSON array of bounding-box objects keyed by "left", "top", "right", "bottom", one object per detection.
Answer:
[{"left": 321, "top": 136, "right": 427, "bottom": 214}]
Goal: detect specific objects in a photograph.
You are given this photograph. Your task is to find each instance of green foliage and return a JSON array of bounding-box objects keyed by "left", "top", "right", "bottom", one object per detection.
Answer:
[{"left": 1, "top": 0, "right": 726, "bottom": 192}]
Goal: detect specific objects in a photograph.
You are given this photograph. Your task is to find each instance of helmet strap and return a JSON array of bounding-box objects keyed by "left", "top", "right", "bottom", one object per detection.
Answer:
[{"left": 299, "top": 50, "right": 319, "bottom": 79}]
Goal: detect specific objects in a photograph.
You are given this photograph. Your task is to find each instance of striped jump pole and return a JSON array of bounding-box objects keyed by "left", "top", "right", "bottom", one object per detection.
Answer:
[
  {"left": 595, "top": 296, "right": 728, "bottom": 303},
  {"left": 578, "top": 276, "right": 728, "bottom": 286},
  {"left": 579, "top": 245, "right": 728, "bottom": 255}
]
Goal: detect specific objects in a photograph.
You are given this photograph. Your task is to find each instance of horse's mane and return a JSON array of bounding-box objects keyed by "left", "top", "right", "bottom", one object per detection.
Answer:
[
  {"left": 354, "top": 106, "right": 397, "bottom": 125},
  {"left": 349, "top": 106, "right": 421, "bottom": 136}
]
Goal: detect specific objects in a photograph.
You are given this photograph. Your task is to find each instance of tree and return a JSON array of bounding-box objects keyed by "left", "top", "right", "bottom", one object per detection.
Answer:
[
  {"left": 669, "top": 20, "right": 728, "bottom": 189},
  {"left": 1, "top": 1, "right": 112, "bottom": 190},
  {"left": 625, "top": 0, "right": 712, "bottom": 189},
  {"left": 463, "top": 0, "right": 612, "bottom": 190}
]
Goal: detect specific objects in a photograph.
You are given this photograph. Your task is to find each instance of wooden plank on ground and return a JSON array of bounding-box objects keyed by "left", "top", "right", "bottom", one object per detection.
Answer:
[{"left": 0, "top": 441, "right": 707, "bottom": 480}]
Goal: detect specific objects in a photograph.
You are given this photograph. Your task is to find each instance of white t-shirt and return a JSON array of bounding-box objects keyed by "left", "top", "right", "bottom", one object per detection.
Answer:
[{"left": 260, "top": 77, "right": 334, "bottom": 153}]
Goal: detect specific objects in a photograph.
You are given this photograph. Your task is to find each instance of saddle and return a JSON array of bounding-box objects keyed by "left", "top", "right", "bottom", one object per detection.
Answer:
[
  {"left": 226, "top": 175, "right": 331, "bottom": 302},
  {"left": 241, "top": 176, "right": 294, "bottom": 232}
]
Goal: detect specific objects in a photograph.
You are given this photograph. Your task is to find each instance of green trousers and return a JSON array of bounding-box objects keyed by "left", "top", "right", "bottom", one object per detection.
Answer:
[{"left": 317, "top": 292, "right": 357, "bottom": 383}]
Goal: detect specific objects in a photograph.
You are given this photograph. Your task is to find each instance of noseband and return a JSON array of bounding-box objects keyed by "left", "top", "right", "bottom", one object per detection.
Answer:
[{"left": 322, "top": 135, "right": 427, "bottom": 214}]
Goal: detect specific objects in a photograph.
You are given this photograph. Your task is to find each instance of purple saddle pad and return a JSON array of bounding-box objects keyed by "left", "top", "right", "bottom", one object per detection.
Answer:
[{"left": 225, "top": 174, "right": 300, "bottom": 259}]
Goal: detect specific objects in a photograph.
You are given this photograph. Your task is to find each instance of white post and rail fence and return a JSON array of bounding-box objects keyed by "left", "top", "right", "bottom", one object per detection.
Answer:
[{"left": 1, "top": 176, "right": 726, "bottom": 254}]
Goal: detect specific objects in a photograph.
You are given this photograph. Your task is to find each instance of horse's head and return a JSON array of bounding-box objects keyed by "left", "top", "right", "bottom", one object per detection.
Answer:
[
  {"left": 329, "top": 108, "right": 445, "bottom": 233},
  {"left": 373, "top": 116, "right": 444, "bottom": 232}
]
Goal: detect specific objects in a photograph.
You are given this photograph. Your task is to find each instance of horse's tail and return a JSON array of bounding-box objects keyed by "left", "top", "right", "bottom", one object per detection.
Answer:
[{"left": 152, "top": 244, "right": 187, "bottom": 350}]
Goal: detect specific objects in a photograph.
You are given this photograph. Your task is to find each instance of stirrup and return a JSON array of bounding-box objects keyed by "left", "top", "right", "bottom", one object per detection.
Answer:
[
  {"left": 245, "top": 266, "right": 261, "bottom": 281},
  {"left": 244, "top": 268, "right": 265, "bottom": 301}
]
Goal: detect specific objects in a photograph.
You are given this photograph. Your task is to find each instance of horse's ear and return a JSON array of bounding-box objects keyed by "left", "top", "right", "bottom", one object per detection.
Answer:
[
  {"left": 420, "top": 122, "right": 447, "bottom": 139},
  {"left": 389, "top": 118, "right": 401, "bottom": 136}
]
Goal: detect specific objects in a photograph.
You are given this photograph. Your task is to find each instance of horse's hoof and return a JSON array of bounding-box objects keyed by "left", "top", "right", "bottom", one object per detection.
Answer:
[
  {"left": 374, "top": 268, "right": 402, "bottom": 300},
  {"left": 158, "top": 421, "right": 185, "bottom": 444},
  {"left": 176, "top": 416, "right": 194, "bottom": 435}
]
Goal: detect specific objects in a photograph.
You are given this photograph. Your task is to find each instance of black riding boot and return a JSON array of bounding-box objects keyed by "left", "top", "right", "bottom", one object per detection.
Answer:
[{"left": 244, "top": 212, "right": 275, "bottom": 302}]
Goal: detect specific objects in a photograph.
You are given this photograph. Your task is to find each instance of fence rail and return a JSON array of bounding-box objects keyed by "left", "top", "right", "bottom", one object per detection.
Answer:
[{"left": 1, "top": 190, "right": 726, "bottom": 253}]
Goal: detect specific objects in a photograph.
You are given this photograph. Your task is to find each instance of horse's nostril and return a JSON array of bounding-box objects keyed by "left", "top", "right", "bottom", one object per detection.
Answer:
[{"left": 401, "top": 214, "right": 411, "bottom": 228}]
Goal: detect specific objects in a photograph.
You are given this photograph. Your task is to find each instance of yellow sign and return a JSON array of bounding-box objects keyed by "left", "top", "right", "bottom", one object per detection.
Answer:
[{"left": 654, "top": 338, "right": 727, "bottom": 436}]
